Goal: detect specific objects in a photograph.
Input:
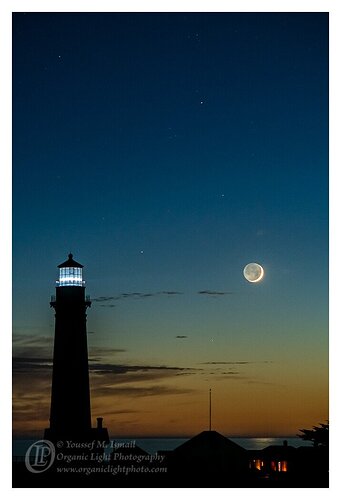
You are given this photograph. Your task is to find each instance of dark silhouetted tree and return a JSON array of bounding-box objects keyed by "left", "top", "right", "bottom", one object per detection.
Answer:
[{"left": 297, "top": 422, "right": 329, "bottom": 447}]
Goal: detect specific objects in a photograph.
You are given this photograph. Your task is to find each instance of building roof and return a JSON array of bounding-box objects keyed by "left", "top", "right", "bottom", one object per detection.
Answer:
[
  {"left": 58, "top": 253, "right": 84, "bottom": 268},
  {"left": 173, "top": 430, "right": 246, "bottom": 459},
  {"left": 260, "top": 445, "right": 296, "bottom": 459}
]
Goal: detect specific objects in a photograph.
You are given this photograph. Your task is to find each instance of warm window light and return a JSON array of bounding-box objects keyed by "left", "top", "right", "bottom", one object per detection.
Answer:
[
  {"left": 281, "top": 461, "right": 288, "bottom": 472},
  {"left": 254, "top": 459, "right": 262, "bottom": 470},
  {"left": 276, "top": 461, "right": 288, "bottom": 472},
  {"left": 250, "top": 459, "right": 263, "bottom": 471}
]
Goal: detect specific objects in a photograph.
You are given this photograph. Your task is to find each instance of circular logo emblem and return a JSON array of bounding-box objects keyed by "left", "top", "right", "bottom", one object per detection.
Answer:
[{"left": 25, "top": 440, "right": 56, "bottom": 473}]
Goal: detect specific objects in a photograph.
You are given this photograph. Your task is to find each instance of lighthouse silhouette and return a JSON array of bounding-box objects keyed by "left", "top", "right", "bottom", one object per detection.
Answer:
[{"left": 44, "top": 254, "right": 109, "bottom": 445}]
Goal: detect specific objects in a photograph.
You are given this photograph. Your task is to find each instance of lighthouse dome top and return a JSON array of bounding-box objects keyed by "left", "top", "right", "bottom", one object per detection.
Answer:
[{"left": 58, "top": 253, "right": 84, "bottom": 269}]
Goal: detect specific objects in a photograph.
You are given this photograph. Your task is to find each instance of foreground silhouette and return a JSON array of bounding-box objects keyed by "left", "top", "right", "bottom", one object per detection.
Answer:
[{"left": 13, "top": 429, "right": 328, "bottom": 487}]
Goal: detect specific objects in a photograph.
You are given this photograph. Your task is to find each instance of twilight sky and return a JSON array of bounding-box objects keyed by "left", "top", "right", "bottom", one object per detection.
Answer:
[{"left": 12, "top": 12, "right": 328, "bottom": 438}]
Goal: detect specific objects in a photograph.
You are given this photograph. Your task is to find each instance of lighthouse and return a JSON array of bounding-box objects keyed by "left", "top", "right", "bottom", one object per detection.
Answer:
[{"left": 44, "top": 254, "right": 109, "bottom": 444}]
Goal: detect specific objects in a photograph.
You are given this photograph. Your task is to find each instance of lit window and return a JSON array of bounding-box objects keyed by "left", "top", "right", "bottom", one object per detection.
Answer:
[
  {"left": 254, "top": 459, "right": 262, "bottom": 470},
  {"left": 251, "top": 459, "right": 262, "bottom": 470},
  {"left": 275, "top": 461, "right": 288, "bottom": 472}
]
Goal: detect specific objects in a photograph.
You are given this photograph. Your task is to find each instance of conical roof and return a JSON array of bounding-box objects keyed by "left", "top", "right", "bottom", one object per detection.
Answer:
[
  {"left": 173, "top": 430, "right": 246, "bottom": 459},
  {"left": 58, "top": 253, "right": 83, "bottom": 268}
]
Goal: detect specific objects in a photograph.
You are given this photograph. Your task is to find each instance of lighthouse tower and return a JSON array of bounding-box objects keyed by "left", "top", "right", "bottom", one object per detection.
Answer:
[{"left": 44, "top": 254, "right": 108, "bottom": 444}]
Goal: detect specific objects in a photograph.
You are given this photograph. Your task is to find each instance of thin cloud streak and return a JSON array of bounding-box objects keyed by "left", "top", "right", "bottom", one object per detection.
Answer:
[
  {"left": 92, "top": 291, "right": 183, "bottom": 303},
  {"left": 200, "top": 361, "right": 273, "bottom": 365},
  {"left": 197, "top": 290, "right": 234, "bottom": 296},
  {"left": 94, "top": 384, "right": 195, "bottom": 398}
]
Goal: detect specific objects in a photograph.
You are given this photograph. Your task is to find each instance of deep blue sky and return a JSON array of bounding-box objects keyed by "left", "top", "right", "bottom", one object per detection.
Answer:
[{"left": 13, "top": 13, "right": 328, "bottom": 436}]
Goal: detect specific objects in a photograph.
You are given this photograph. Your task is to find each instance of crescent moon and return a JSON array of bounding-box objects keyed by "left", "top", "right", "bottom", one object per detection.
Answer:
[{"left": 243, "top": 263, "right": 264, "bottom": 283}]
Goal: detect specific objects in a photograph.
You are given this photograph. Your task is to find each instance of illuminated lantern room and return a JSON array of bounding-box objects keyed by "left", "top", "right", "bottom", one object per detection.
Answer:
[{"left": 56, "top": 253, "right": 84, "bottom": 287}]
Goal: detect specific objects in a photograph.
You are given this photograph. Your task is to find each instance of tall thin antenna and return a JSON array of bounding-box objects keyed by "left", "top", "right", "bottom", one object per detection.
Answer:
[{"left": 209, "top": 388, "right": 212, "bottom": 431}]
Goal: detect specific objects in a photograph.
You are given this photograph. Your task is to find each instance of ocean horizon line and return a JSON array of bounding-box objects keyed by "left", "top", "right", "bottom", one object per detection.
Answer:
[{"left": 13, "top": 433, "right": 301, "bottom": 440}]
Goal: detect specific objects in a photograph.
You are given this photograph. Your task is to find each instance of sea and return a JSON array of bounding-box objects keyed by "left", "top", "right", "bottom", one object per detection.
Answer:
[{"left": 13, "top": 435, "right": 311, "bottom": 460}]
